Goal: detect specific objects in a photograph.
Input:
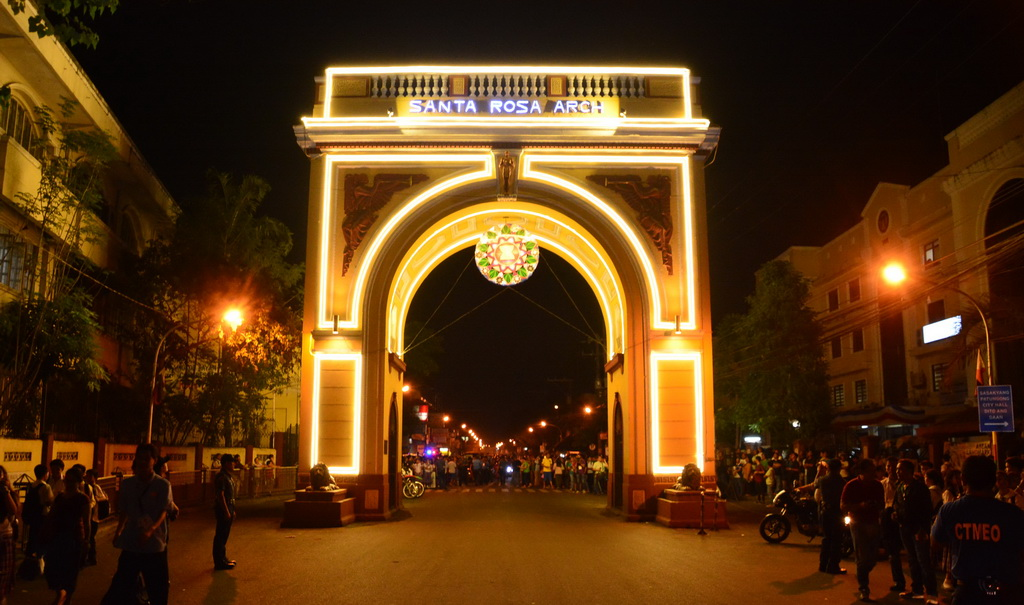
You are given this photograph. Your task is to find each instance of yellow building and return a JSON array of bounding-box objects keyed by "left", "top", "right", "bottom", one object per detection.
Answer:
[
  {"left": 1, "top": 5, "right": 176, "bottom": 397},
  {"left": 778, "top": 80, "right": 1024, "bottom": 458},
  {"left": 294, "top": 66, "right": 720, "bottom": 520}
]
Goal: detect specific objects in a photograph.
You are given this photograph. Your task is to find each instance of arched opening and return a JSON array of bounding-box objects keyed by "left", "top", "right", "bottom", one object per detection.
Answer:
[
  {"left": 612, "top": 394, "right": 624, "bottom": 510},
  {"left": 401, "top": 243, "right": 607, "bottom": 488},
  {"left": 387, "top": 394, "right": 400, "bottom": 509},
  {"left": 985, "top": 178, "right": 1024, "bottom": 407}
]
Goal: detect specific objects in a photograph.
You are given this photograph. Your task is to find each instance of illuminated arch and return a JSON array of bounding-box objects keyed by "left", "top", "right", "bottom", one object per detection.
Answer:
[{"left": 387, "top": 201, "right": 628, "bottom": 361}]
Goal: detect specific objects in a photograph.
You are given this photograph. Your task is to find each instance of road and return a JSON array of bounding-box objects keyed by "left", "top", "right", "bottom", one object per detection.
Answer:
[{"left": 12, "top": 487, "right": 933, "bottom": 604}]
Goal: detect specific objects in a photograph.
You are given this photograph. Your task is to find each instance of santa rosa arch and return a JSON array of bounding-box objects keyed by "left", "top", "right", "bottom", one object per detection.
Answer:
[{"left": 294, "top": 65, "right": 721, "bottom": 522}]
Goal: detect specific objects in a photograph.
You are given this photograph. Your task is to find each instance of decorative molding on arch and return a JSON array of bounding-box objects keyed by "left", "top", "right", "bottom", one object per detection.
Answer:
[
  {"left": 521, "top": 152, "right": 698, "bottom": 331},
  {"left": 316, "top": 152, "right": 495, "bottom": 331}
]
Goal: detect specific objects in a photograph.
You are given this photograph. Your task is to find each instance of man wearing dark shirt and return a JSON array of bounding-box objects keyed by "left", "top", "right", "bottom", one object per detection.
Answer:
[
  {"left": 894, "top": 459, "right": 937, "bottom": 602},
  {"left": 932, "top": 455, "right": 1024, "bottom": 604},
  {"left": 816, "top": 458, "right": 847, "bottom": 575},
  {"left": 842, "top": 458, "right": 884, "bottom": 602},
  {"left": 213, "top": 454, "right": 237, "bottom": 570}
]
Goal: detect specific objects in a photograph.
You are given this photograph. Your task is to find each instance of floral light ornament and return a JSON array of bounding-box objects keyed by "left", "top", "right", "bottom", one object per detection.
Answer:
[{"left": 476, "top": 223, "right": 540, "bottom": 285}]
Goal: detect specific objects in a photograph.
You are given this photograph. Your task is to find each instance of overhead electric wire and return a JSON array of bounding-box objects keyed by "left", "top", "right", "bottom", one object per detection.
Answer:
[
  {"left": 544, "top": 258, "right": 601, "bottom": 341},
  {"left": 505, "top": 286, "right": 604, "bottom": 347},
  {"left": 403, "top": 254, "right": 474, "bottom": 353},
  {"left": 402, "top": 287, "right": 510, "bottom": 355}
]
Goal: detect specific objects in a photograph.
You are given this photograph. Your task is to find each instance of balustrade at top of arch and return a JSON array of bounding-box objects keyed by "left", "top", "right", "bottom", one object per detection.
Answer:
[{"left": 368, "top": 73, "right": 648, "bottom": 99}]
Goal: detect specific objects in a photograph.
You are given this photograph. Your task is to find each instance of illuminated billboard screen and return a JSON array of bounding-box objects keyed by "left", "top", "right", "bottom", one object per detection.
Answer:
[{"left": 922, "top": 315, "right": 961, "bottom": 344}]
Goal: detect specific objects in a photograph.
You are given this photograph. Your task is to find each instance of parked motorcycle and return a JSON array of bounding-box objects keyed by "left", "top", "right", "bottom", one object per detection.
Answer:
[
  {"left": 759, "top": 489, "right": 853, "bottom": 557},
  {"left": 402, "top": 468, "right": 425, "bottom": 499}
]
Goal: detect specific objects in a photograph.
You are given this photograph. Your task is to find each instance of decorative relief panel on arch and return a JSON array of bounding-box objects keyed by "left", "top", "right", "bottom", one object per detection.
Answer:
[
  {"left": 587, "top": 175, "right": 673, "bottom": 275},
  {"left": 342, "top": 173, "right": 428, "bottom": 275}
]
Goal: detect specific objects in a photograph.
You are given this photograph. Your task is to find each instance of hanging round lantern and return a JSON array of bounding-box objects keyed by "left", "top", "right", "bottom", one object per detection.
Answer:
[{"left": 475, "top": 223, "right": 540, "bottom": 286}]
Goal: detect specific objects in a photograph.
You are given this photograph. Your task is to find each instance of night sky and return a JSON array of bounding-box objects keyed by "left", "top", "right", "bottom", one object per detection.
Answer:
[{"left": 71, "top": 0, "right": 1024, "bottom": 441}]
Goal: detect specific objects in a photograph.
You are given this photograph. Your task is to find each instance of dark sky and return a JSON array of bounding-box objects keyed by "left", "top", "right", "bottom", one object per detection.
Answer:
[{"left": 71, "top": 0, "right": 1024, "bottom": 441}]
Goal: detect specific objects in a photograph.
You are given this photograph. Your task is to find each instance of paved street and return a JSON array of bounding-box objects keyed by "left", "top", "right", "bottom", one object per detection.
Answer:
[{"left": 14, "top": 488, "right": 941, "bottom": 604}]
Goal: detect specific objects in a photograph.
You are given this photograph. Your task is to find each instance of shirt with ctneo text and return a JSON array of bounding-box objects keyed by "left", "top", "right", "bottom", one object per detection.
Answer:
[{"left": 931, "top": 494, "right": 1024, "bottom": 583}]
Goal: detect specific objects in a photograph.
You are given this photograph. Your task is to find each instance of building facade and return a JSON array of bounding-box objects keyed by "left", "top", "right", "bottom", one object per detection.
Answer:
[
  {"left": 1, "top": 4, "right": 177, "bottom": 433},
  {"left": 779, "top": 81, "right": 1024, "bottom": 460}
]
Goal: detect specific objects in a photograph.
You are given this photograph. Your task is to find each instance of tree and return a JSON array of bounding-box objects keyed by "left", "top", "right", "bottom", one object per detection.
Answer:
[
  {"left": 123, "top": 172, "right": 302, "bottom": 446},
  {"left": 714, "top": 260, "right": 831, "bottom": 446},
  {"left": 0, "top": 100, "right": 114, "bottom": 437}
]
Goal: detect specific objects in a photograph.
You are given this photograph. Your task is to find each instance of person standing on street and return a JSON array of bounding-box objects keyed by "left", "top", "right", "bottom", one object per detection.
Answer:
[
  {"left": 815, "top": 458, "right": 847, "bottom": 575},
  {"left": 893, "top": 459, "right": 937, "bottom": 602},
  {"left": 101, "top": 443, "right": 172, "bottom": 605},
  {"left": 213, "top": 454, "right": 237, "bottom": 570},
  {"left": 43, "top": 467, "right": 90, "bottom": 605},
  {"left": 881, "top": 457, "right": 906, "bottom": 594},
  {"left": 842, "top": 458, "right": 885, "bottom": 602},
  {"left": 0, "top": 465, "right": 20, "bottom": 605},
  {"left": 931, "top": 455, "right": 1024, "bottom": 604}
]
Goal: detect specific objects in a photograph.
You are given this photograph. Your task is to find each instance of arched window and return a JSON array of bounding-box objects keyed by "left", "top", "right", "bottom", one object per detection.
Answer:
[
  {"left": 118, "top": 209, "right": 141, "bottom": 256},
  {"left": 1, "top": 98, "right": 40, "bottom": 158}
]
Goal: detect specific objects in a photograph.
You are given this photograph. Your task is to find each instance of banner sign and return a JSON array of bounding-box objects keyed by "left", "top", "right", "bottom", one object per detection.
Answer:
[
  {"left": 398, "top": 97, "right": 618, "bottom": 117},
  {"left": 978, "top": 385, "right": 1014, "bottom": 432}
]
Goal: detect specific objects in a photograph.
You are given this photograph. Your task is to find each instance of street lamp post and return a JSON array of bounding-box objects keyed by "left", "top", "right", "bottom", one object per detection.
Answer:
[
  {"left": 882, "top": 262, "right": 997, "bottom": 459},
  {"left": 148, "top": 322, "right": 183, "bottom": 444}
]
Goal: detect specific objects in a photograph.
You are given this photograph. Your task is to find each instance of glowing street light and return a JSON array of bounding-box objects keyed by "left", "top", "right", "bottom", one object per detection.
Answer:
[
  {"left": 880, "top": 262, "right": 907, "bottom": 286},
  {"left": 882, "top": 260, "right": 997, "bottom": 456},
  {"left": 881, "top": 261, "right": 991, "bottom": 387},
  {"left": 402, "top": 384, "right": 411, "bottom": 393},
  {"left": 223, "top": 308, "right": 244, "bottom": 331},
  {"left": 584, "top": 406, "right": 593, "bottom": 415}
]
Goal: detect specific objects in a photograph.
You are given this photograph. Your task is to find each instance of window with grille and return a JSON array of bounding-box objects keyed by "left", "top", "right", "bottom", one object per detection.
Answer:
[
  {"left": 855, "top": 380, "right": 867, "bottom": 404},
  {"left": 0, "top": 225, "right": 31, "bottom": 292},
  {"left": 832, "top": 384, "right": 845, "bottom": 407},
  {"left": 1, "top": 98, "right": 39, "bottom": 158},
  {"left": 827, "top": 289, "right": 839, "bottom": 312},
  {"left": 848, "top": 277, "right": 861, "bottom": 302},
  {"left": 852, "top": 329, "right": 864, "bottom": 352},
  {"left": 924, "top": 240, "right": 939, "bottom": 265},
  {"left": 831, "top": 336, "right": 842, "bottom": 359}
]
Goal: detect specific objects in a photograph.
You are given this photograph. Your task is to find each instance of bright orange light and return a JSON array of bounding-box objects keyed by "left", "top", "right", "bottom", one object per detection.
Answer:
[
  {"left": 584, "top": 406, "right": 593, "bottom": 414},
  {"left": 402, "top": 385, "right": 410, "bottom": 393},
  {"left": 882, "top": 262, "right": 908, "bottom": 286},
  {"left": 528, "top": 427, "right": 534, "bottom": 433},
  {"left": 540, "top": 420, "right": 547, "bottom": 427},
  {"left": 223, "top": 308, "right": 244, "bottom": 331},
  {"left": 461, "top": 423, "right": 467, "bottom": 429},
  {"left": 442, "top": 415, "right": 450, "bottom": 423}
]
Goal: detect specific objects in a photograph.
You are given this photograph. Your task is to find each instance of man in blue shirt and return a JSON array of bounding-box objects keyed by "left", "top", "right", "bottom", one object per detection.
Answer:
[
  {"left": 101, "top": 443, "right": 173, "bottom": 605},
  {"left": 932, "top": 455, "right": 1024, "bottom": 604}
]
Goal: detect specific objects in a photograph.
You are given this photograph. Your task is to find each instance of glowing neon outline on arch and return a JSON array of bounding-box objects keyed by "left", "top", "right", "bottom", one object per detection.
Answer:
[{"left": 389, "top": 208, "right": 627, "bottom": 361}]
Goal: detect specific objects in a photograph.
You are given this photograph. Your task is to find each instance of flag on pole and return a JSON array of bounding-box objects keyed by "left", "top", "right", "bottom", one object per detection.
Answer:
[{"left": 975, "top": 349, "right": 987, "bottom": 386}]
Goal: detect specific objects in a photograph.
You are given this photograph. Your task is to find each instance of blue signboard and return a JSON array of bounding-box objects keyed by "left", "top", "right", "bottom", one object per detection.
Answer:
[{"left": 978, "top": 385, "right": 1015, "bottom": 433}]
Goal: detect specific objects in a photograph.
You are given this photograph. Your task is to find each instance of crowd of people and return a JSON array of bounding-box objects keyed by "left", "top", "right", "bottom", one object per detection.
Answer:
[
  {"left": 0, "top": 445, "right": 249, "bottom": 605},
  {"left": 719, "top": 446, "right": 1024, "bottom": 604},
  {"left": 0, "top": 458, "right": 109, "bottom": 604},
  {"left": 404, "top": 452, "right": 609, "bottom": 494}
]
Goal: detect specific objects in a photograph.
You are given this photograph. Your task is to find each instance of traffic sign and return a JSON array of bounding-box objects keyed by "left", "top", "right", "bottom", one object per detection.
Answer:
[{"left": 978, "top": 385, "right": 1014, "bottom": 433}]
